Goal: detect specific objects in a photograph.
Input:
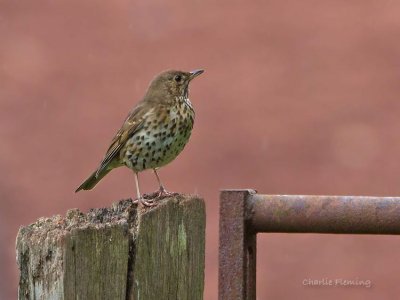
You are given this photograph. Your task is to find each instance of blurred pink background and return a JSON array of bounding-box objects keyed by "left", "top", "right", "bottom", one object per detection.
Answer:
[{"left": 2, "top": 1, "right": 400, "bottom": 299}]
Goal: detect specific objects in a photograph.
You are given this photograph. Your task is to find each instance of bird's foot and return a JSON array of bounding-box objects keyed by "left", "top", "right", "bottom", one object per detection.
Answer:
[
  {"left": 148, "top": 187, "right": 178, "bottom": 199},
  {"left": 157, "top": 187, "right": 176, "bottom": 197},
  {"left": 132, "top": 197, "right": 157, "bottom": 207}
]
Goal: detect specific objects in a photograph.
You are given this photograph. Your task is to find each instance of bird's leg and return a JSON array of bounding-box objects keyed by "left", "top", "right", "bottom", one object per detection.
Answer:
[
  {"left": 153, "top": 169, "right": 175, "bottom": 197},
  {"left": 132, "top": 171, "right": 155, "bottom": 207}
]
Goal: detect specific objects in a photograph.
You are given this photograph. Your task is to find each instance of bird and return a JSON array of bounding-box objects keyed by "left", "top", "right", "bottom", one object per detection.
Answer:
[{"left": 75, "top": 69, "right": 204, "bottom": 206}]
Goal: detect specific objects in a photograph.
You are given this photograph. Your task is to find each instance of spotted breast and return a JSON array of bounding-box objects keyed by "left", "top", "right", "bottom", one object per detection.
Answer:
[{"left": 121, "top": 96, "right": 195, "bottom": 172}]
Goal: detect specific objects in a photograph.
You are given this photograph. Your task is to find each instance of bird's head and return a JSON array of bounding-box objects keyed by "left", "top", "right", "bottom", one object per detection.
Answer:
[{"left": 146, "top": 69, "right": 204, "bottom": 100}]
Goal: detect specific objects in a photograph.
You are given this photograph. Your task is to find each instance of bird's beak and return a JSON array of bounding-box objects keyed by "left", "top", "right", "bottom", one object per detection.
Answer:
[{"left": 189, "top": 69, "right": 204, "bottom": 80}]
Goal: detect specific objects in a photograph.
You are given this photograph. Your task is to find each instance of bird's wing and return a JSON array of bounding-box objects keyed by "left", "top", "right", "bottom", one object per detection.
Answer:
[{"left": 95, "top": 103, "right": 154, "bottom": 176}]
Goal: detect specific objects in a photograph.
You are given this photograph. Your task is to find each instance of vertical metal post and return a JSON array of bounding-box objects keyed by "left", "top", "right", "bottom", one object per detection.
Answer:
[{"left": 219, "top": 190, "right": 257, "bottom": 300}]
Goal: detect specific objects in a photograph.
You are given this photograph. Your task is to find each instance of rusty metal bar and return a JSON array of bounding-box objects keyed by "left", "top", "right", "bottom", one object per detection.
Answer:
[
  {"left": 249, "top": 194, "right": 400, "bottom": 234},
  {"left": 219, "top": 190, "right": 257, "bottom": 300},
  {"left": 219, "top": 190, "right": 400, "bottom": 300}
]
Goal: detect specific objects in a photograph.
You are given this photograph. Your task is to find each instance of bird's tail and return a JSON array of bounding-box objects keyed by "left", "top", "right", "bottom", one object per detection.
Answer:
[{"left": 75, "top": 168, "right": 111, "bottom": 193}]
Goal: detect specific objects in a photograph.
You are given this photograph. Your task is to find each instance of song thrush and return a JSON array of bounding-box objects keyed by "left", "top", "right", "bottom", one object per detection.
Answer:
[{"left": 75, "top": 69, "right": 204, "bottom": 206}]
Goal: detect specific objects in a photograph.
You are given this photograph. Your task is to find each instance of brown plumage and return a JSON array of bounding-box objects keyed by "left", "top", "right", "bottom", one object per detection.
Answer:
[{"left": 75, "top": 69, "right": 204, "bottom": 206}]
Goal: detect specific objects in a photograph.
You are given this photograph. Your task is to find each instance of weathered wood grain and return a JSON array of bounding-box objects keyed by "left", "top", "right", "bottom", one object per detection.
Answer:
[
  {"left": 130, "top": 195, "right": 205, "bottom": 300},
  {"left": 16, "top": 195, "right": 205, "bottom": 300}
]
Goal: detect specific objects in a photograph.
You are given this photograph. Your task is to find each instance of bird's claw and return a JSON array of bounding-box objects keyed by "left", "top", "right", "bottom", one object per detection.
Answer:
[
  {"left": 155, "top": 187, "right": 176, "bottom": 198},
  {"left": 132, "top": 187, "right": 177, "bottom": 208},
  {"left": 132, "top": 197, "right": 157, "bottom": 207},
  {"left": 143, "top": 188, "right": 178, "bottom": 200}
]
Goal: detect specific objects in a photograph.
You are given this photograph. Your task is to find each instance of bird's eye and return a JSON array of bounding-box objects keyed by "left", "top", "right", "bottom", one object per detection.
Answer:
[{"left": 174, "top": 75, "right": 182, "bottom": 82}]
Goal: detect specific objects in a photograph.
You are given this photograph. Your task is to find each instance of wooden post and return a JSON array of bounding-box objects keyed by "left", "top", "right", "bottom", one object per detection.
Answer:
[{"left": 16, "top": 195, "right": 205, "bottom": 300}]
